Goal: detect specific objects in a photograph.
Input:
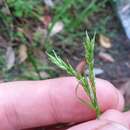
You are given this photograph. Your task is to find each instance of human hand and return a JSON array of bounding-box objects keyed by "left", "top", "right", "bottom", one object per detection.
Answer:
[{"left": 0, "top": 77, "right": 129, "bottom": 130}]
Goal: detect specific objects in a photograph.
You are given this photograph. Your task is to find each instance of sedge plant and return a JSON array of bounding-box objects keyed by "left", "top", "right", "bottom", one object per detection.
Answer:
[{"left": 47, "top": 32, "right": 100, "bottom": 118}]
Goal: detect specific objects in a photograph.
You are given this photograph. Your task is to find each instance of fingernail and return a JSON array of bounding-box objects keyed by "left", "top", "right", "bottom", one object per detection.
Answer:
[
  {"left": 100, "top": 122, "right": 128, "bottom": 130},
  {"left": 116, "top": 90, "right": 125, "bottom": 111}
]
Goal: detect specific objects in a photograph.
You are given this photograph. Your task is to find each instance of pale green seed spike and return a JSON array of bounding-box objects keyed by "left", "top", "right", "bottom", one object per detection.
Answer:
[
  {"left": 47, "top": 32, "right": 101, "bottom": 118},
  {"left": 84, "top": 31, "right": 100, "bottom": 117}
]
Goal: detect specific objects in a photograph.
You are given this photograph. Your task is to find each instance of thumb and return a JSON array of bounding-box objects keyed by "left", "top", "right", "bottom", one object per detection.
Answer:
[
  {"left": 100, "top": 109, "right": 129, "bottom": 127},
  {"left": 124, "top": 111, "right": 130, "bottom": 128},
  {"left": 68, "top": 109, "right": 129, "bottom": 130}
]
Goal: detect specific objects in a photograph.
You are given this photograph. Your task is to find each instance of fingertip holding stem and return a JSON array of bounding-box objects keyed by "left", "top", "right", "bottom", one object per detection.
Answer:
[
  {"left": 68, "top": 120, "right": 129, "bottom": 130},
  {"left": 100, "top": 109, "right": 129, "bottom": 128},
  {"left": 68, "top": 110, "right": 129, "bottom": 130},
  {"left": 97, "top": 109, "right": 129, "bottom": 130},
  {"left": 98, "top": 122, "right": 129, "bottom": 130}
]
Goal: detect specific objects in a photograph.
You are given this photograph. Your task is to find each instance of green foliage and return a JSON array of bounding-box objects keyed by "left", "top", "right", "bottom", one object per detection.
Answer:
[
  {"left": 47, "top": 32, "right": 100, "bottom": 117},
  {"left": 52, "top": 0, "right": 109, "bottom": 32},
  {"left": 0, "top": 50, "right": 5, "bottom": 70},
  {"left": 47, "top": 50, "right": 77, "bottom": 76},
  {"left": 6, "top": 0, "right": 41, "bottom": 18},
  {"left": 46, "top": 0, "right": 111, "bottom": 48}
]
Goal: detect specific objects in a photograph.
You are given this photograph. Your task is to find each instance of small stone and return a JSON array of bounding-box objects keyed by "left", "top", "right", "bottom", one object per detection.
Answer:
[
  {"left": 85, "top": 68, "right": 104, "bottom": 76},
  {"left": 115, "top": 0, "right": 130, "bottom": 39}
]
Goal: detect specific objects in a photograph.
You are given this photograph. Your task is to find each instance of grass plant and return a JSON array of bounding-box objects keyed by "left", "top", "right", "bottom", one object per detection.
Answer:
[{"left": 47, "top": 32, "right": 100, "bottom": 118}]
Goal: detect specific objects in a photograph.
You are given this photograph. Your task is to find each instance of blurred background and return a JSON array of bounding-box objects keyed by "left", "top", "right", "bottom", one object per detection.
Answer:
[{"left": 0, "top": 0, "right": 130, "bottom": 107}]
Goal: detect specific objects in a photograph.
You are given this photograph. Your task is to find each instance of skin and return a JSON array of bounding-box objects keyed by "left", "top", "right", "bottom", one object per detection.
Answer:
[{"left": 0, "top": 77, "right": 129, "bottom": 130}]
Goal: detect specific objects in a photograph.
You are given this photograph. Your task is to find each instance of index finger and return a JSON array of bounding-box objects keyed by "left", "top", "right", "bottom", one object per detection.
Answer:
[{"left": 0, "top": 77, "right": 124, "bottom": 130}]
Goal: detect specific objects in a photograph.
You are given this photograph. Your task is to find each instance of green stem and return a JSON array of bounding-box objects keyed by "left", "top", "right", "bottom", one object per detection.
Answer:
[
  {"left": 95, "top": 102, "right": 101, "bottom": 118},
  {"left": 28, "top": 49, "right": 42, "bottom": 80}
]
